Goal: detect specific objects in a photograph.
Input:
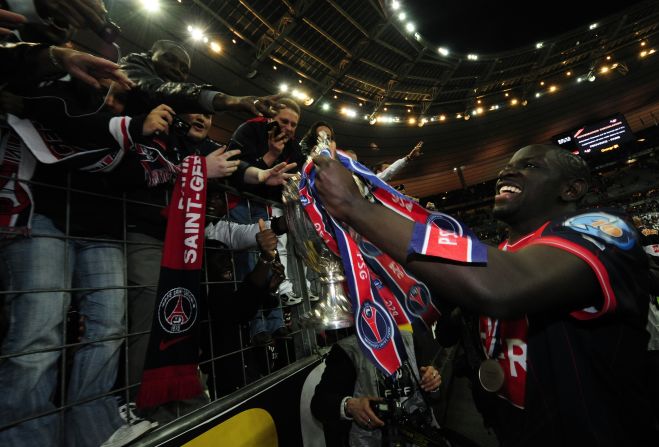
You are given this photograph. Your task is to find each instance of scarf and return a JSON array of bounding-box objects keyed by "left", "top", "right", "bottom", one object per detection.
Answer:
[
  {"left": 136, "top": 155, "right": 208, "bottom": 409},
  {"left": 301, "top": 150, "right": 487, "bottom": 376},
  {"left": 0, "top": 113, "right": 176, "bottom": 236},
  {"left": 0, "top": 114, "right": 124, "bottom": 235}
]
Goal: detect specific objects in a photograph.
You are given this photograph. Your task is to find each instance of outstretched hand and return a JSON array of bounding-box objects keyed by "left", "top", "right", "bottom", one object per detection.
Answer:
[
  {"left": 246, "top": 93, "right": 286, "bottom": 117},
  {"left": 312, "top": 156, "right": 364, "bottom": 222},
  {"left": 51, "top": 46, "right": 134, "bottom": 90},
  {"left": 206, "top": 146, "right": 242, "bottom": 179},
  {"left": 0, "top": 8, "right": 26, "bottom": 35},
  {"left": 34, "top": 0, "right": 108, "bottom": 31},
  {"left": 258, "top": 161, "right": 297, "bottom": 186},
  {"left": 406, "top": 141, "right": 423, "bottom": 160}
]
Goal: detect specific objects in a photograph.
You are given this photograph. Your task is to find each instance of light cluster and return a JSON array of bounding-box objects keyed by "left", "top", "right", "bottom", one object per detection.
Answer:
[{"left": 138, "top": 0, "right": 655, "bottom": 127}]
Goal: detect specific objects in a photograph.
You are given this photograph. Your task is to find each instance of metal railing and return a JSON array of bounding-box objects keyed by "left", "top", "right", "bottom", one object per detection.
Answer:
[{"left": 0, "top": 171, "right": 321, "bottom": 444}]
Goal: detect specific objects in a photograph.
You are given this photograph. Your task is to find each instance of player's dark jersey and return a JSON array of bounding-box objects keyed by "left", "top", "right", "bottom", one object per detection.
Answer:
[{"left": 479, "top": 209, "right": 654, "bottom": 446}]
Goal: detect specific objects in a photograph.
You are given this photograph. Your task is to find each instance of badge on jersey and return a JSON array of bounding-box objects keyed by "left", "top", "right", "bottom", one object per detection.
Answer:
[{"left": 563, "top": 212, "right": 636, "bottom": 250}]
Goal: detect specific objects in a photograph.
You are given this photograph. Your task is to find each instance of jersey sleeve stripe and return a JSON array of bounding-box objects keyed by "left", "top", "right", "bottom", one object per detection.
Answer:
[{"left": 527, "top": 236, "right": 617, "bottom": 319}]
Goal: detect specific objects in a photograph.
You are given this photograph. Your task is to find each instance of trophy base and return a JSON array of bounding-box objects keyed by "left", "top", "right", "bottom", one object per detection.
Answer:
[{"left": 299, "top": 296, "right": 354, "bottom": 330}]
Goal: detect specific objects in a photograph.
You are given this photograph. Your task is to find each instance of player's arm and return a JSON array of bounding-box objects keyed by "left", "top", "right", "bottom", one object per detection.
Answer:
[{"left": 313, "top": 156, "right": 599, "bottom": 319}]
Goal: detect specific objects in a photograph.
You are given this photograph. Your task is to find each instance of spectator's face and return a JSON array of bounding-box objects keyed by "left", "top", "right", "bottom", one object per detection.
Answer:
[
  {"left": 104, "top": 82, "right": 127, "bottom": 114},
  {"left": 493, "top": 145, "right": 565, "bottom": 225},
  {"left": 274, "top": 108, "right": 299, "bottom": 142},
  {"left": 152, "top": 47, "right": 191, "bottom": 82},
  {"left": 316, "top": 125, "right": 333, "bottom": 141},
  {"left": 182, "top": 113, "right": 212, "bottom": 141}
]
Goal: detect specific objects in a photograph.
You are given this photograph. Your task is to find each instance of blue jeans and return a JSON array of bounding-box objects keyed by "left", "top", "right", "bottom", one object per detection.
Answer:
[
  {"left": 249, "top": 307, "right": 285, "bottom": 339},
  {"left": 0, "top": 214, "right": 125, "bottom": 447}
]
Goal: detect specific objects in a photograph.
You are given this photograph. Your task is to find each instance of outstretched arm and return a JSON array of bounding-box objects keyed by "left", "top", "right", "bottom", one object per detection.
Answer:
[
  {"left": 312, "top": 156, "right": 599, "bottom": 319},
  {"left": 242, "top": 162, "right": 297, "bottom": 186},
  {"left": 377, "top": 140, "right": 423, "bottom": 182}
]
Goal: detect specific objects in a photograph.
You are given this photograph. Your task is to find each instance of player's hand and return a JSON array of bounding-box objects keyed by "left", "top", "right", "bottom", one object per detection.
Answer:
[{"left": 313, "top": 156, "right": 364, "bottom": 222}]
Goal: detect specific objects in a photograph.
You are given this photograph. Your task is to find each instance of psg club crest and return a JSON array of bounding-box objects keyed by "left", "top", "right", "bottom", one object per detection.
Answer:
[
  {"left": 357, "top": 301, "right": 393, "bottom": 350},
  {"left": 564, "top": 212, "right": 636, "bottom": 250},
  {"left": 428, "top": 213, "right": 463, "bottom": 238},
  {"left": 158, "top": 287, "right": 198, "bottom": 334},
  {"left": 404, "top": 284, "right": 430, "bottom": 317},
  {"left": 358, "top": 238, "right": 382, "bottom": 257}
]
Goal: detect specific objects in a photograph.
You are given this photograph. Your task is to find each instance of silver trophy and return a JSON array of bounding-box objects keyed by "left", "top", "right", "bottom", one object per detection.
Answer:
[{"left": 281, "top": 132, "right": 354, "bottom": 329}]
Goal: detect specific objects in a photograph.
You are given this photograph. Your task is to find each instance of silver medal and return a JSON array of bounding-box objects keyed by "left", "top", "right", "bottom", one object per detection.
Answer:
[{"left": 478, "top": 359, "right": 505, "bottom": 392}]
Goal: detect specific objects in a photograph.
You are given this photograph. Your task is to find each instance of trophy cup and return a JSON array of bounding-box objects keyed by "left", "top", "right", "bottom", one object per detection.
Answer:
[{"left": 281, "top": 132, "right": 354, "bottom": 329}]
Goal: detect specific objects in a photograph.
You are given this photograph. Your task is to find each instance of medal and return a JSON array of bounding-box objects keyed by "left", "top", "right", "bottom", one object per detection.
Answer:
[{"left": 479, "top": 359, "right": 505, "bottom": 392}]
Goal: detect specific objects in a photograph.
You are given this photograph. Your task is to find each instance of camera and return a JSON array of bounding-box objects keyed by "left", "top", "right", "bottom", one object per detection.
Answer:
[
  {"left": 265, "top": 120, "right": 281, "bottom": 135},
  {"left": 370, "top": 400, "right": 400, "bottom": 424},
  {"left": 171, "top": 115, "right": 191, "bottom": 136},
  {"left": 369, "top": 400, "right": 450, "bottom": 447}
]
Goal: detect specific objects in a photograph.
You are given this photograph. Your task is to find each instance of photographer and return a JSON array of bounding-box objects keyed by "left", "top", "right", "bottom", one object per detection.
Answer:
[{"left": 310, "top": 328, "right": 443, "bottom": 447}]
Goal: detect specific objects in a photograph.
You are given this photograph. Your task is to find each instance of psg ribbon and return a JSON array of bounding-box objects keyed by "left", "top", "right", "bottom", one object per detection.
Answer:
[{"left": 299, "top": 148, "right": 487, "bottom": 376}]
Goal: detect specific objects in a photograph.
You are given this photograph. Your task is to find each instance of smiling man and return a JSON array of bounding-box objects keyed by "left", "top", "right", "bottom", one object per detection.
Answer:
[{"left": 312, "top": 144, "right": 656, "bottom": 445}]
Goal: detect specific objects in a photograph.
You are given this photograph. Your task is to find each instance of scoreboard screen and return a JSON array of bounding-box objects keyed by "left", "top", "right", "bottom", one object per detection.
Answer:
[{"left": 552, "top": 114, "right": 634, "bottom": 156}]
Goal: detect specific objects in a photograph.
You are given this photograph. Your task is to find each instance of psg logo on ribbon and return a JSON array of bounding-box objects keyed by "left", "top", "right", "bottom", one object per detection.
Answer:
[
  {"left": 158, "top": 287, "right": 198, "bottom": 334},
  {"left": 358, "top": 238, "right": 382, "bottom": 257},
  {"left": 404, "top": 284, "right": 430, "bottom": 317},
  {"left": 357, "top": 301, "right": 393, "bottom": 350},
  {"left": 428, "top": 213, "right": 463, "bottom": 238}
]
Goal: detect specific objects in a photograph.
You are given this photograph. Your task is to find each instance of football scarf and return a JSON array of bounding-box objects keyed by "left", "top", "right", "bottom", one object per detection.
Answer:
[
  {"left": 136, "top": 155, "right": 207, "bottom": 409},
  {"left": 300, "top": 149, "right": 487, "bottom": 376},
  {"left": 0, "top": 115, "right": 126, "bottom": 235},
  {"left": 0, "top": 114, "right": 177, "bottom": 236}
]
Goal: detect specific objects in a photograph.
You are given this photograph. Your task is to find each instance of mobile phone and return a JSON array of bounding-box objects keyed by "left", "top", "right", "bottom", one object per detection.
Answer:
[
  {"left": 226, "top": 139, "right": 244, "bottom": 159},
  {"left": 265, "top": 120, "right": 281, "bottom": 134}
]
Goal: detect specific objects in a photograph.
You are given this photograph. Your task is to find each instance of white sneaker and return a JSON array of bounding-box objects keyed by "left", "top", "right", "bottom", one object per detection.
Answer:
[
  {"left": 280, "top": 292, "right": 302, "bottom": 306},
  {"left": 118, "top": 402, "right": 158, "bottom": 428},
  {"left": 100, "top": 421, "right": 153, "bottom": 447},
  {"left": 308, "top": 293, "right": 320, "bottom": 302}
]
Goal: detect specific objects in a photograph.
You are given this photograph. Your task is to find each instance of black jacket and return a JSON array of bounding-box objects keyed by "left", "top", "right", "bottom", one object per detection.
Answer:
[
  {"left": 119, "top": 51, "right": 215, "bottom": 116},
  {"left": 229, "top": 117, "right": 306, "bottom": 202},
  {"left": 111, "top": 131, "right": 223, "bottom": 240}
]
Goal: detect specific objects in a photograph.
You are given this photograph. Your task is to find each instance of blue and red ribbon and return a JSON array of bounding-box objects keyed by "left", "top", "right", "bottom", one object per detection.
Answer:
[{"left": 299, "top": 149, "right": 487, "bottom": 376}]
